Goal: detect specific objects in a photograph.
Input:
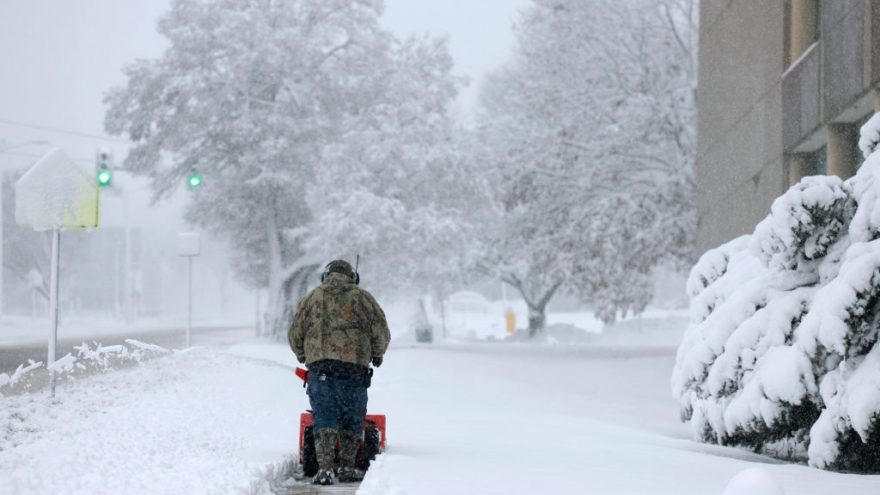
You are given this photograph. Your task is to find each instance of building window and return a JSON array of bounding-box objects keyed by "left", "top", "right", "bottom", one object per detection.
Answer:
[
  {"left": 787, "top": 147, "right": 826, "bottom": 186},
  {"left": 813, "top": 146, "right": 827, "bottom": 175}
]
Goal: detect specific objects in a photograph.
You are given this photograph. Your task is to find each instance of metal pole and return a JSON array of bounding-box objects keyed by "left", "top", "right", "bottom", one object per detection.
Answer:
[
  {"left": 186, "top": 255, "right": 192, "bottom": 348},
  {"left": 440, "top": 293, "right": 447, "bottom": 339},
  {"left": 30, "top": 283, "right": 36, "bottom": 330},
  {"left": 124, "top": 190, "right": 132, "bottom": 325},
  {"left": 0, "top": 172, "right": 4, "bottom": 331},
  {"left": 114, "top": 248, "right": 121, "bottom": 318},
  {"left": 48, "top": 229, "right": 61, "bottom": 398},
  {"left": 255, "top": 289, "right": 261, "bottom": 337}
]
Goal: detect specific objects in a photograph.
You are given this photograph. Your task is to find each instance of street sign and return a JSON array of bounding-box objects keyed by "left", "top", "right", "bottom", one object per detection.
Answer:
[
  {"left": 178, "top": 232, "right": 201, "bottom": 256},
  {"left": 15, "top": 148, "right": 101, "bottom": 397},
  {"left": 15, "top": 148, "right": 100, "bottom": 230}
]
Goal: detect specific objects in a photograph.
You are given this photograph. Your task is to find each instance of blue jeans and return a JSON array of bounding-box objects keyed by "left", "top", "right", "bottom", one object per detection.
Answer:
[{"left": 307, "top": 371, "right": 368, "bottom": 433}]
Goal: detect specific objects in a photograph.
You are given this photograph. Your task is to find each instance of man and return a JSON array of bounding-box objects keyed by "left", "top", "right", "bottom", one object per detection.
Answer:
[{"left": 289, "top": 259, "right": 391, "bottom": 485}]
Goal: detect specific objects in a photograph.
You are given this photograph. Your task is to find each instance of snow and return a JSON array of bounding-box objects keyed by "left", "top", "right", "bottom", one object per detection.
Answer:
[
  {"left": 2, "top": 310, "right": 879, "bottom": 494},
  {"left": 748, "top": 175, "right": 852, "bottom": 278},
  {"left": 719, "top": 467, "right": 783, "bottom": 495},
  {"left": 808, "top": 342, "right": 880, "bottom": 469},
  {"left": 858, "top": 112, "right": 880, "bottom": 159}
]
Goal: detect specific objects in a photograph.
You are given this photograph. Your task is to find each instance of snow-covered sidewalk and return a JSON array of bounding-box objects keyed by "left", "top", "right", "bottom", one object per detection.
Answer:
[
  {"left": 1, "top": 314, "right": 879, "bottom": 494},
  {"left": 357, "top": 341, "right": 880, "bottom": 495}
]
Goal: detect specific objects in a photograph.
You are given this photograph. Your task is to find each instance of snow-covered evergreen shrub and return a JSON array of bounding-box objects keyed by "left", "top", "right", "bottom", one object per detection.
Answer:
[
  {"left": 749, "top": 176, "right": 854, "bottom": 283},
  {"left": 672, "top": 114, "right": 880, "bottom": 472},
  {"left": 799, "top": 240, "right": 880, "bottom": 472}
]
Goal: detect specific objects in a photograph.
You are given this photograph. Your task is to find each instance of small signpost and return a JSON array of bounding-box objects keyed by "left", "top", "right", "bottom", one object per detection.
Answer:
[
  {"left": 15, "top": 148, "right": 100, "bottom": 397},
  {"left": 178, "top": 232, "right": 200, "bottom": 348}
]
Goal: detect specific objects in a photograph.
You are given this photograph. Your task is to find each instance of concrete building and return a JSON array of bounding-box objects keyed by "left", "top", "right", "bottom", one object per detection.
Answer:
[{"left": 696, "top": 0, "right": 880, "bottom": 254}]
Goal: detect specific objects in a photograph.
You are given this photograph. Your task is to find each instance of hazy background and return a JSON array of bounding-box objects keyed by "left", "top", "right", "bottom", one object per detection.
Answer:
[
  {"left": 0, "top": 0, "right": 527, "bottom": 166},
  {"left": 0, "top": 0, "right": 528, "bottom": 327}
]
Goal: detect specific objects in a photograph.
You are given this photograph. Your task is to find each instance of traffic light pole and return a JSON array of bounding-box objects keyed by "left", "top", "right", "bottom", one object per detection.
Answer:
[{"left": 93, "top": 148, "right": 132, "bottom": 325}]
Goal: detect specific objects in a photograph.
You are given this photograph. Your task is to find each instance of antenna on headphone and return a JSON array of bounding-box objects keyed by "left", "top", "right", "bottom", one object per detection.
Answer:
[{"left": 352, "top": 254, "right": 361, "bottom": 285}]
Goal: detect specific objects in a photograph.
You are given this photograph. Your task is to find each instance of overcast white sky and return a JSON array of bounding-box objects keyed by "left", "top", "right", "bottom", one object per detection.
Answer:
[{"left": 0, "top": 0, "right": 528, "bottom": 172}]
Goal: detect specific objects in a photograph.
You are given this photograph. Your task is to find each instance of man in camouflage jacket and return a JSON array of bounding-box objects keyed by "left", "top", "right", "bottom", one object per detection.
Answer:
[{"left": 288, "top": 259, "right": 390, "bottom": 485}]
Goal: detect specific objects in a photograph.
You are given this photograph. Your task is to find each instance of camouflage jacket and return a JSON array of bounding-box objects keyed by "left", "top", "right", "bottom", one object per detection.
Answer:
[{"left": 288, "top": 272, "right": 391, "bottom": 368}]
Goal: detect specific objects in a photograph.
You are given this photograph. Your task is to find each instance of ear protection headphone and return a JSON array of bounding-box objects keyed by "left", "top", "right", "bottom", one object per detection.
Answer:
[{"left": 321, "top": 260, "right": 360, "bottom": 285}]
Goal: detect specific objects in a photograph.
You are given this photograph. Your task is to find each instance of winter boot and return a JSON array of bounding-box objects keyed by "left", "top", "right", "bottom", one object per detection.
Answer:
[
  {"left": 312, "top": 428, "right": 338, "bottom": 485},
  {"left": 336, "top": 430, "right": 365, "bottom": 483}
]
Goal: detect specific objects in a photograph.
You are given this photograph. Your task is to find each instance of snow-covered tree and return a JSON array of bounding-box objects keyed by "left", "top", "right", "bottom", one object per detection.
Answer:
[
  {"left": 475, "top": 0, "right": 698, "bottom": 330},
  {"left": 105, "top": 0, "right": 463, "bottom": 336},
  {"left": 304, "top": 35, "right": 485, "bottom": 296},
  {"left": 672, "top": 114, "right": 880, "bottom": 473}
]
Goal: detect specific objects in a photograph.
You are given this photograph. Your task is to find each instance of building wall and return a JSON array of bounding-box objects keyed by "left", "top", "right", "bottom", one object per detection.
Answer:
[
  {"left": 696, "top": 0, "right": 880, "bottom": 256},
  {"left": 695, "top": 1, "right": 787, "bottom": 255}
]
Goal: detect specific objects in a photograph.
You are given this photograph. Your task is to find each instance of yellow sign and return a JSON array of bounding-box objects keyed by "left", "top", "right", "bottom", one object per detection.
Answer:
[
  {"left": 506, "top": 311, "right": 516, "bottom": 333},
  {"left": 15, "top": 148, "right": 100, "bottom": 231}
]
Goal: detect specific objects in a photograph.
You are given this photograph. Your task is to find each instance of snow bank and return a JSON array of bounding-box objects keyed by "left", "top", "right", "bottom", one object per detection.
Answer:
[
  {"left": 720, "top": 468, "right": 784, "bottom": 495},
  {"left": 356, "top": 454, "right": 407, "bottom": 495},
  {"left": 673, "top": 113, "right": 880, "bottom": 472}
]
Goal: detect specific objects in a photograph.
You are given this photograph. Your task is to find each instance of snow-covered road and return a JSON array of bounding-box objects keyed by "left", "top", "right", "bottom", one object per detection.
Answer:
[{"left": 1, "top": 315, "right": 878, "bottom": 494}]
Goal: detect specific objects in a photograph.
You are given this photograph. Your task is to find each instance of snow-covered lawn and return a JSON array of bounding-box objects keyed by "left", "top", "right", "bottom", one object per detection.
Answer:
[{"left": 1, "top": 313, "right": 878, "bottom": 494}]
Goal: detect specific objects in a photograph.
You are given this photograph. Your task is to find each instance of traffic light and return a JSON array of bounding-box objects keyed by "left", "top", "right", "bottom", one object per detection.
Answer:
[
  {"left": 95, "top": 148, "right": 113, "bottom": 187},
  {"left": 188, "top": 171, "right": 202, "bottom": 189},
  {"left": 97, "top": 167, "right": 111, "bottom": 186}
]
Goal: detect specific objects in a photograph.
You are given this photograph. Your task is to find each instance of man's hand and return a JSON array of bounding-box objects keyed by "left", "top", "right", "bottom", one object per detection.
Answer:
[
  {"left": 371, "top": 355, "right": 383, "bottom": 367},
  {"left": 297, "top": 354, "right": 306, "bottom": 364}
]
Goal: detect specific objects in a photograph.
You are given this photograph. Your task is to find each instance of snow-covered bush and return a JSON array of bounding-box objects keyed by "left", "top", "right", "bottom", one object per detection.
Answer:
[
  {"left": 1, "top": 340, "right": 170, "bottom": 395},
  {"left": 672, "top": 115, "right": 880, "bottom": 472},
  {"left": 0, "top": 360, "right": 43, "bottom": 392},
  {"left": 749, "top": 176, "right": 854, "bottom": 283},
  {"left": 50, "top": 340, "right": 170, "bottom": 374}
]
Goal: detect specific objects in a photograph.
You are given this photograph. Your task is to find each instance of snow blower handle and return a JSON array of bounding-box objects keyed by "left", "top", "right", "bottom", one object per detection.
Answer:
[{"left": 295, "top": 367, "right": 308, "bottom": 388}]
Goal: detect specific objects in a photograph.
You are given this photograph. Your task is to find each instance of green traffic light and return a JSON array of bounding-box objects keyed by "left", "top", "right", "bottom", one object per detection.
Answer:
[
  {"left": 188, "top": 175, "right": 201, "bottom": 188},
  {"left": 97, "top": 170, "right": 112, "bottom": 186}
]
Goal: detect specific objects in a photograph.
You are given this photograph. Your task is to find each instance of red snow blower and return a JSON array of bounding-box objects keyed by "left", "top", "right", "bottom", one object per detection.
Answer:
[{"left": 295, "top": 367, "right": 386, "bottom": 477}]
